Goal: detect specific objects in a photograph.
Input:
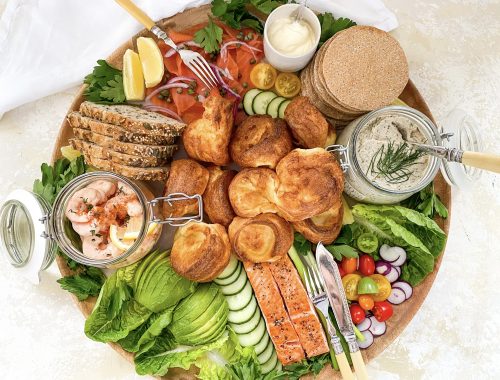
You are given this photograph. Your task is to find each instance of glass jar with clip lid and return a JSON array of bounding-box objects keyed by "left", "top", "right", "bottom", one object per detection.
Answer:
[{"left": 0, "top": 171, "right": 203, "bottom": 284}]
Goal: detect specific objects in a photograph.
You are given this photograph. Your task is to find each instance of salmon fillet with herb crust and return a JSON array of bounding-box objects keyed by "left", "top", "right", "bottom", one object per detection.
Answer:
[
  {"left": 243, "top": 261, "right": 306, "bottom": 364},
  {"left": 269, "top": 255, "right": 330, "bottom": 358}
]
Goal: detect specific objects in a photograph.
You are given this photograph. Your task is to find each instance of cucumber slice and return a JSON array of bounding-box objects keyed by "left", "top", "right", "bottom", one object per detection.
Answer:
[
  {"left": 257, "top": 340, "right": 274, "bottom": 364},
  {"left": 253, "top": 330, "right": 270, "bottom": 355},
  {"left": 274, "top": 360, "right": 283, "bottom": 372},
  {"left": 243, "top": 89, "right": 261, "bottom": 115},
  {"left": 228, "top": 296, "right": 257, "bottom": 324},
  {"left": 238, "top": 317, "right": 266, "bottom": 347},
  {"left": 221, "top": 273, "right": 248, "bottom": 296},
  {"left": 226, "top": 280, "right": 253, "bottom": 311},
  {"left": 266, "top": 97, "right": 286, "bottom": 118},
  {"left": 278, "top": 99, "right": 291, "bottom": 119},
  {"left": 216, "top": 255, "right": 239, "bottom": 280},
  {"left": 214, "top": 263, "right": 242, "bottom": 286},
  {"left": 253, "top": 91, "right": 278, "bottom": 115},
  {"left": 261, "top": 351, "right": 278, "bottom": 374},
  {"left": 231, "top": 308, "right": 261, "bottom": 334}
]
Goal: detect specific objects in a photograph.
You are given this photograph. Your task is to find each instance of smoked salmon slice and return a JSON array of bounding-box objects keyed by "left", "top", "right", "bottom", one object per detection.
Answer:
[
  {"left": 244, "top": 261, "right": 306, "bottom": 365},
  {"left": 268, "top": 255, "right": 330, "bottom": 358}
]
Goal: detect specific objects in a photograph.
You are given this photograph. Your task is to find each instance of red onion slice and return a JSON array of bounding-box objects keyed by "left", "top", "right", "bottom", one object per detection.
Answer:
[
  {"left": 142, "top": 105, "right": 183, "bottom": 122},
  {"left": 368, "top": 316, "right": 386, "bottom": 336},
  {"left": 357, "top": 317, "right": 372, "bottom": 332},
  {"left": 357, "top": 330, "right": 374, "bottom": 349},
  {"left": 392, "top": 281, "right": 413, "bottom": 299},
  {"left": 375, "top": 261, "right": 392, "bottom": 276},
  {"left": 388, "top": 287, "right": 406, "bottom": 305}
]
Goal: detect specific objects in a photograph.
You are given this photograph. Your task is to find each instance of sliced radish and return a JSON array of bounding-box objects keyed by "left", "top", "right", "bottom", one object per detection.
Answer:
[
  {"left": 392, "top": 281, "right": 413, "bottom": 299},
  {"left": 375, "top": 261, "right": 392, "bottom": 276},
  {"left": 379, "top": 245, "right": 407, "bottom": 266},
  {"left": 357, "top": 330, "right": 374, "bottom": 349},
  {"left": 385, "top": 266, "right": 400, "bottom": 283},
  {"left": 394, "top": 266, "right": 401, "bottom": 277},
  {"left": 357, "top": 318, "right": 372, "bottom": 332},
  {"left": 388, "top": 287, "right": 406, "bottom": 305},
  {"left": 368, "top": 316, "right": 386, "bottom": 336}
]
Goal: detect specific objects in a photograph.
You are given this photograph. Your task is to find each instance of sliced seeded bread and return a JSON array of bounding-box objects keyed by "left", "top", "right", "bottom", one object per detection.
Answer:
[
  {"left": 67, "top": 111, "right": 177, "bottom": 145},
  {"left": 70, "top": 139, "right": 168, "bottom": 168},
  {"left": 84, "top": 154, "right": 170, "bottom": 181},
  {"left": 79, "top": 101, "right": 186, "bottom": 135},
  {"left": 72, "top": 128, "right": 177, "bottom": 159}
]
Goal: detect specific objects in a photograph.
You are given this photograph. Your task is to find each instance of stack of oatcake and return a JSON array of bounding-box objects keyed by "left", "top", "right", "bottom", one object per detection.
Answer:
[
  {"left": 301, "top": 25, "right": 409, "bottom": 129},
  {"left": 67, "top": 101, "right": 186, "bottom": 180}
]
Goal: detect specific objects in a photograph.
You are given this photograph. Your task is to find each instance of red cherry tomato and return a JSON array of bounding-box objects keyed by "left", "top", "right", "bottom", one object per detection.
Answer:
[
  {"left": 338, "top": 266, "right": 346, "bottom": 278},
  {"left": 372, "top": 301, "right": 393, "bottom": 322},
  {"left": 358, "top": 255, "right": 375, "bottom": 276},
  {"left": 358, "top": 294, "right": 375, "bottom": 311},
  {"left": 349, "top": 304, "right": 366, "bottom": 324},
  {"left": 341, "top": 257, "right": 357, "bottom": 274}
]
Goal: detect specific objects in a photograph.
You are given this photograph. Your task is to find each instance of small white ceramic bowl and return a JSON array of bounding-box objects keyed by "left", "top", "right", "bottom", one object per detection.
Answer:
[{"left": 264, "top": 4, "right": 321, "bottom": 72}]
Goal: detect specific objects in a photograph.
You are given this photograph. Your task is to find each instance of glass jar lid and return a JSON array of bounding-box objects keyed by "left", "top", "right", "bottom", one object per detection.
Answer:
[
  {"left": 439, "top": 109, "right": 483, "bottom": 190},
  {"left": 0, "top": 189, "right": 56, "bottom": 284}
]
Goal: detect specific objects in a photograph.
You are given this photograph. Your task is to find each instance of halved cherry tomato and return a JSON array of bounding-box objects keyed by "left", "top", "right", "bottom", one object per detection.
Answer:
[
  {"left": 274, "top": 72, "right": 301, "bottom": 98},
  {"left": 342, "top": 273, "right": 361, "bottom": 301},
  {"left": 369, "top": 274, "right": 392, "bottom": 302},
  {"left": 338, "top": 266, "right": 346, "bottom": 278},
  {"left": 349, "top": 304, "right": 366, "bottom": 324},
  {"left": 358, "top": 295, "right": 375, "bottom": 311},
  {"left": 250, "top": 63, "right": 277, "bottom": 90},
  {"left": 357, "top": 277, "right": 378, "bottom": 295},
  {"left": 358, "top": 254, "right": 375, "bottom": 276},
  {"left": 372, "top": 301, "right": 393, "bottom": 322},
  {"left": 341, "top": 257, "right": 357, "bottom": 275}
]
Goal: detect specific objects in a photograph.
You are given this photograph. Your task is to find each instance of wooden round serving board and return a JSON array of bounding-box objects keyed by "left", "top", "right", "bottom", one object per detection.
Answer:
[{"left": 53, "top": 5, "right": 451, "bottom": 379}]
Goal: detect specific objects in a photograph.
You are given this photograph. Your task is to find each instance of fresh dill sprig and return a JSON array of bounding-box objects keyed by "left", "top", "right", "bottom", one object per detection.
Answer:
[{"left": 368, "top": 142, "right": 426, "bottom": 184}]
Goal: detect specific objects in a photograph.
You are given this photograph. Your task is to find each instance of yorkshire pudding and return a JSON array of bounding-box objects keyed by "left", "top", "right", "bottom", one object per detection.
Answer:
[
  {"left": 275, "top": 148, "right": 344, "bottom": 222},
  {"left": 228, "top": 213, "right": 293, "bottom": 263},
  {"left": 292, "top": 198, "right": 344, "bottom": 244},
  {"left": 284, "top": 96, "right": 329, "bottom": 148},
  {"left": 171, "top": 221, "right": 231, "bottom": 282},
  {"left": 228, "top": 168, "right": 279, "bottom": 217},
  {"left": 230, "top": 115, "right": 293, "bottom": 169},
  {"left": 183, "top": 94, "right": 234, "bottom": 165},
  {"left": 163, "top": 159, "right": 209, "bottom": 218},
  {"left": 203, "top": 166, "right": 236, "bottom": 228}
]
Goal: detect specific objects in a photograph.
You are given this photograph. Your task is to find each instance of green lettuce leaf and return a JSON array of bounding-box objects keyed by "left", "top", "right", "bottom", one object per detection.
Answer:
[
  {"left": 134, "top": 330, "right": 231, "bottom": 376},
  {"left": 84, "top": 269, "right": 151, "bottom": 342}
]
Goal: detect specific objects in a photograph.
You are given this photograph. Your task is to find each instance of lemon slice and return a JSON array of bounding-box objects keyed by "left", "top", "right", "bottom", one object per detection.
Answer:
[
  {"left": 109, "top": 217, "right": 159, "bottom": 251},
  {"left": 60, "top": 145, "right": 82, "bottom": 161},
  {"left": 123, "top": 49, "right": 145, "bottom": 101},
  {"left": 137, "top": 37, "right": 165, "bottom": 88}
]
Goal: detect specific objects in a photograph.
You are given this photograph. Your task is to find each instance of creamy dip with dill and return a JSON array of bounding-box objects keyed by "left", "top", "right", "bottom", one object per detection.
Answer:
[{"left": 356, "top": 115, "right": 430, "bottom": 191}]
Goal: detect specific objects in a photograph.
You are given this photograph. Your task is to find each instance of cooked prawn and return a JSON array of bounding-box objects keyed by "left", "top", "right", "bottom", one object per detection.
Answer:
[
  {"left": 87, "top": 180, "right": 117, "bottom": 198},
  {"left": 82, "top": 235, "right": 123, "bottom": 260},
  {"left": 116, "top": 181, "right": 135, "bottom": 196},
  {"left": 71, "top": 220, "right": 102, "bottom": 237},
  {"left": 65, "top": 188, "right": 107, "bottom": 223},
  {"left": 126, "top": 199, "right": 143, "bottom": 217}
]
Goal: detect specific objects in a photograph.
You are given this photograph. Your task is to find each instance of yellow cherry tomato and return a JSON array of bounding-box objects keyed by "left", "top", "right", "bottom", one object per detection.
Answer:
[
  {"left": 274, "top": 72, "right": 301, "bottom": 98},
  {"left": 250, "top": 63, "right": 278, "bottom": 90},
  {"left": 342, "top": 273, "right": 362, "bottom": 301},
  {"left": 369, "top": 274, "right": 392, "bottom": 302}
]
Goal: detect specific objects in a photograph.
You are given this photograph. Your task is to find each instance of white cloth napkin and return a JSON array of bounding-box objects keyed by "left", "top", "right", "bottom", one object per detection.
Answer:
[{"left": 0, "top": 0, "right": 397, "bottom": 118}]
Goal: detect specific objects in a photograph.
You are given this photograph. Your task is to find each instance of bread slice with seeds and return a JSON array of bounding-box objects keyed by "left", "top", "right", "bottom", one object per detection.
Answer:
[
  {"left": 67, "top": 112, "right": 177, "bottom": 146},
  {"left": 72, "top": 128, "right": 177, "bottom": 159},
  {"left": 79, "top": 101, "right": 186, "bottom": 135}
]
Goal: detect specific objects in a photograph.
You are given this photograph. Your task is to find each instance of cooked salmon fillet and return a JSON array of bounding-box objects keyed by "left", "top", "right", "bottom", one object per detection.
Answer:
[
  {"left": 244, "top": 261, "right": 306, "bottom": 364},
  {"left": 269, "top": 255, "right": 330, "bottom": 358}
]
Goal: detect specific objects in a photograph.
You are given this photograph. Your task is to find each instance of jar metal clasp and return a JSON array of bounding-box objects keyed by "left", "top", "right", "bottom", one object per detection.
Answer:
[
  {"left": 39, "top": 214, "right": 54, "bottom": 239},
  {"left": 148, "top": 193, "right": 203, "bottom": 227},
  {"left": 326, "top": 144, "right": 350, "bottom": 172}
]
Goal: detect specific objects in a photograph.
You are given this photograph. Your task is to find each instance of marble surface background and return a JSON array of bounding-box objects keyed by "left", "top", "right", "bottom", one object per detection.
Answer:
[{"left": 0, "top": 1, "right": 499, "bottom": 379}]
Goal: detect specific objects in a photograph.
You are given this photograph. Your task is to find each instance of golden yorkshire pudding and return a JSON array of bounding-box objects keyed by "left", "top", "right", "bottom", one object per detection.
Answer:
[
  {"left": 228, "top": 213, "right": 293, "bottom": 263},
  {"left": 275, "top": 148, "right": 344, "bottom": 222},
  {"left": 183, "top": 94, "right": 234, "bottom": 165},
  {"left": 203, "top": 166, "right": 237, "bottom": 228},
  {"left": 284, "top": 96, "right": 329, "bottom": 148},
  {"left": 292, "top": 198, "right": 344, "bottom": 244},
  {"left": 171, "top": 221, "right": 231, "bottom": 282},
  {"left": 229, "top": 115, "right": 293, "bottom": 169},
  {"left": 228, "top": 168, "right": 279, "bottom": 217},
  {"left": 163, "top": 159, "right": 209, "bottom": 218}
]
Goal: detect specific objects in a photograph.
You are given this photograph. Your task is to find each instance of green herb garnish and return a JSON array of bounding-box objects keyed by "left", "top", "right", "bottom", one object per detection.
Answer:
[
  {"left": 211, "top": 0, "right": 266, "bottom": 32},
  {"left": 368, "top": 142, "right": 426, "bottom": 184},
  {"left": 318, "top": 12, "right": 356, "bottom": 45},
  {"left": 402, "top": 181, "right": 448, "bottom": 218},
  {"left": 194, "top": 16, "right": 224, "bottom": 54},
  {"left": 83, "top": 60, "right": 126, "bottom": 104},
  {"left": 57, "top": 266, "right": 106, "bottom": 301}
]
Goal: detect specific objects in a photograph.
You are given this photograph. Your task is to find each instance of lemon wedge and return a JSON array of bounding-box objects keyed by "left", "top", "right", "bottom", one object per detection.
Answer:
[
  {"left": 137, "top": 37, "right": 165, "bottom": 88},
  {"left": 109, "top": 217, "right": 160, "bottom": 251},
  {"left": 60, "top": 145, "right": 82, "bottom": 161},
  {"left": 123, "top": 49, "right": 145, "bottom": 101}
]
